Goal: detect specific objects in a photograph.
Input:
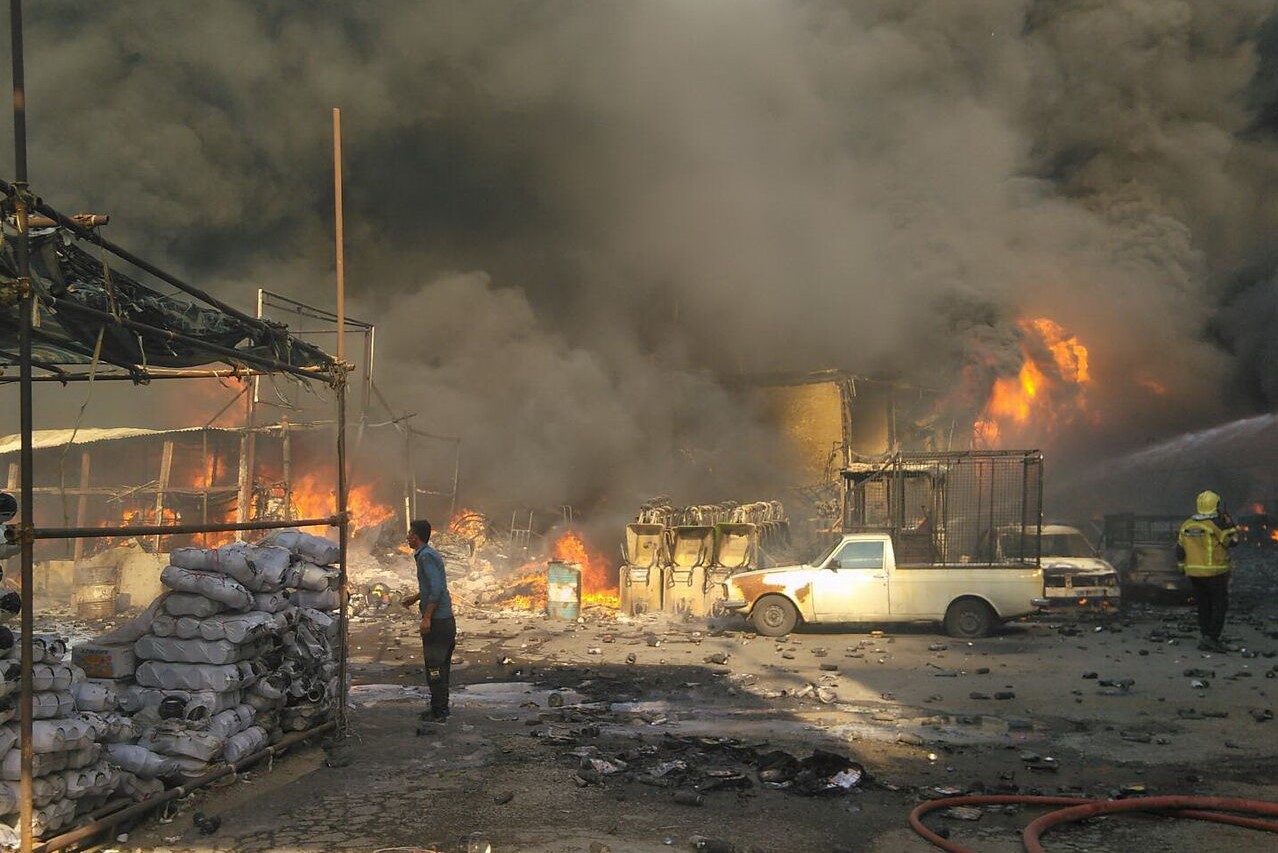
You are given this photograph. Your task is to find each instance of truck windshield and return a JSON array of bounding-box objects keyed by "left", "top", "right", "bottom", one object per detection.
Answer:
[
  {"left": 808, "top": 539, "right": 842, "bottom": 566},
  {"left": 1041, "top": 533, "right": 1095, "bottom": 558}
]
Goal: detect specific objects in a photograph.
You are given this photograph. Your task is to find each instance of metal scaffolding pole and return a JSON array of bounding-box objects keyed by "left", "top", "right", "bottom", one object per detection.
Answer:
[{"left": 8, "top": 2, "right": 35, "bottom": 849}]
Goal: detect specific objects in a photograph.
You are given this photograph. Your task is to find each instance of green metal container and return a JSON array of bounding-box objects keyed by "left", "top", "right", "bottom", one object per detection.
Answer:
[{"left": 546, "top": 560, "right": 582, "bottom": 620}]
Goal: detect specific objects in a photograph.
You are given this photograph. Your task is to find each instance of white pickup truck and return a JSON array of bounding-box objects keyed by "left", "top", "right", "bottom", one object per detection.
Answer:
[{"left": 720, "top": 532, "right": 1044, "bottom": 638}]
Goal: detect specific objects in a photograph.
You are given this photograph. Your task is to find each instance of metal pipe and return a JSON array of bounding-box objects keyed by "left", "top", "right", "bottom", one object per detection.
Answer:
[
  {"left": 0, "top": 368, "right": 317, "bottom": 383},
  {"left": 0, "top": 182, "right": 263, "bottom": 332},
  {"left": 33, "top": 722, "right": 336, "bottom": 853},
  {"left": 29, "top": 516, "right": 338, "bottom": 540},
  {"left": 9, "top": 2, "right": 35, "bottom": 848},
  {"left": 41, "top": 297, "right": 333, "bottom": 382},
  {"left": 259, "top": 289, "right": 374, "bottom": 327}
]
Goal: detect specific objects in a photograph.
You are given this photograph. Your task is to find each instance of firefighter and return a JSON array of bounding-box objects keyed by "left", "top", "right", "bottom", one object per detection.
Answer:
[{"left": 1177, "top": 490, "right": 1240, "bottom": 652}]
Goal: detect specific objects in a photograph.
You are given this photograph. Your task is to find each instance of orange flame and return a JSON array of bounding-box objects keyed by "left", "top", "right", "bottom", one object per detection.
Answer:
[
  {"left": 290, "top": 472, "right": 395, "bottom": 537},
  {"left": 492, "top": 529, "right": 619, "bottom": 611},
  {"left": 974, "top": 317, "right": 1092, "bottom": 447}
]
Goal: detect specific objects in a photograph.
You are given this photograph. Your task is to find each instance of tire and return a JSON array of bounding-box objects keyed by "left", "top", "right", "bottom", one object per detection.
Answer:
[
  {"left": 751, "top": 595, "right": 799, "bottom": 637},
  {"left": 944, "top": 598, "right": 996, "bottom": 639}
]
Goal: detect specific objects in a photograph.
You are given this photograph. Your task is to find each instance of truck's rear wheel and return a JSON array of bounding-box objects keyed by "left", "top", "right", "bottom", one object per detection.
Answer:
[
  {"left": 751, "top": 595, "right": 798, "bottom": 637},
  {"left": 944, "top": 598, "right": 995, "bottom": 639}
]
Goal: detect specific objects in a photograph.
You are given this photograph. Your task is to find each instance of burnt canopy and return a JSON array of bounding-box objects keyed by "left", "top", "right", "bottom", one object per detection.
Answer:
[{"left": 0, "top": 192, "right": 333, "bottom": 377}]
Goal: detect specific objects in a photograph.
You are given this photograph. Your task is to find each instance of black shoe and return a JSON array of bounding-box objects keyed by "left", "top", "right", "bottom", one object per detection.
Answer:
[
  {"left": 1197, "top": 638, "right": 1214, "bottom": 652},
  {"left": 418, "top": 709, "right": 449, "bottom": 722},
  {"left": 1208, "top": 638, "right": 1229, "bottom": 653}
]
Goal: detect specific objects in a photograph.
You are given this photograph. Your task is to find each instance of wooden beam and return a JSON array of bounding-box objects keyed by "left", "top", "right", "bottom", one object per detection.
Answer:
[
  {"left": 152, "top": 441, "right": 174, "bottom": 551},
  {"left": 71, "top": 452, "right": 90, "bottom": 562}
]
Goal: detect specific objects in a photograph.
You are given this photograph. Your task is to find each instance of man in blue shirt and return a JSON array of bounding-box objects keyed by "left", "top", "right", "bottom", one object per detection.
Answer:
[{"left": 401, "top": 519, "right": 456, "bottom": 722}]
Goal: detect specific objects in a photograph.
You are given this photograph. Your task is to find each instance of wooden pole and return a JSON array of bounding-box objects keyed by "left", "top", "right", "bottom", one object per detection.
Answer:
[
  {"left": 333, "top": 107, "right": 345, "bottom": 364},
  {"left": 71, "top": 452, "right": 90, "bottom": 561},
  {"left": 281, "top": 416, "right": 292, "bottom": 521},
  {"left": 152, "top": 441, "right": 174, "bottom": 551}
]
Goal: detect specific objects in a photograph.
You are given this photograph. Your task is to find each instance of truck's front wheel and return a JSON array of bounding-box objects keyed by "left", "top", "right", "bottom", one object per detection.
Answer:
[
  {"left": 944, "top": 598, "right": 995, "bottom": 639},
  {"left": 751, "top": 595, "right": 799, "bottom": 637}
]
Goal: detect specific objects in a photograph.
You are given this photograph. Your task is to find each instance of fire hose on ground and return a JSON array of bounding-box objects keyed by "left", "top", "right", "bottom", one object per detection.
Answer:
[{"left": 909, "top": 794, "right": 1278, "bottom": 852}]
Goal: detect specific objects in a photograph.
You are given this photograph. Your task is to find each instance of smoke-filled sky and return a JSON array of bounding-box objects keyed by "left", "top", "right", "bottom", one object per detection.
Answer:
[{"left": 2, "top": 1, "right": 1277, "bottom": 516}]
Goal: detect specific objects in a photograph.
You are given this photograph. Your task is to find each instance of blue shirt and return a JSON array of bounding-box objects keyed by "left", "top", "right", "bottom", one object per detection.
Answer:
[{"left": 414, "top": 544, "right": 454, "bottom": 619}]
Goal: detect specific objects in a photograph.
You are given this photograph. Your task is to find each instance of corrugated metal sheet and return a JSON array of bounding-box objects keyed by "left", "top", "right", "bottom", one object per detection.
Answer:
[{"left": 0, "top": 426, "right": 237, "bottom": 456}]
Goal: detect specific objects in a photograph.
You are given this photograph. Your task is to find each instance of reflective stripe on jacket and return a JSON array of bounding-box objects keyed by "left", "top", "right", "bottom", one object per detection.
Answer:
[{"left": 1177, "top": 517, "right": 1238, "bottom": 578}]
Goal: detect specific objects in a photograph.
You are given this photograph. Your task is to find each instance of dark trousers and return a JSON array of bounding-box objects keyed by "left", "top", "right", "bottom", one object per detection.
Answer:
[
  {"left": 1189, "top": 574, "right": 1229, "bottom": 640},
  {"left": 421, "top": 617, "right": 456, "bottom": 715}
]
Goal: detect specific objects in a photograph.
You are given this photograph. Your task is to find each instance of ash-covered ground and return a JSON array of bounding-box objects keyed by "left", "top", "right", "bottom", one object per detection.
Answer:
[{"left": 107, "top": 547, "right": 1278, "bottom": 853}]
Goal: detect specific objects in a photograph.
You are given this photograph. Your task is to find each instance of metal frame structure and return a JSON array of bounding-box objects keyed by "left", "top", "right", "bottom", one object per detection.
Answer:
[{"left": 1, "top": 6, "right": 353, "bottom": 849}]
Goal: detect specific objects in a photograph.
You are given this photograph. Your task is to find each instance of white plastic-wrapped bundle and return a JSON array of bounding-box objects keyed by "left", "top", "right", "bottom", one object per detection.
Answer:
[
  {"left": 34, "top": 797, "right": 77, "bottom": 834},
  {"left": 135, "top": 661, "right": 245, "bottom": 693},
  {"left": 0, "top": 749, "right": 68, "bottom": 780},
  {"left": 70, "top": 680, "right": 117, "bottom": 713},
  {"left": 64, "top": 743, "right": 101, "bottom": 770},
  {"left": 160, "top": 566, "right": 253, "bottom": 611},
  {"left": 251, "top": 591, "right": 292, "bottom": 613},
  {"left": 0, "top": 781, "right": 21, "bottom": 812},
  {"left": 152, "top": 610, "right": 283, "bottom": 643},
  {"left": 76, "top": 712, "right": 135, "bottom": 744},
  {"left": 289, "top": 589, "right": 340, "bottom": 611},
  {"left": 0, "top": 775, "right": 62, "bottom": 810},
  {"left": 138, "top": 726, "right": 224, "bottom": 762},
  {"left": 283, "top": 561, "right": 339, "bottom": 592},
  {"left": 171, "top": 543, "right": 292, "bottom": 592},
  {"left": 0, "top": 661, "right": 19, "bottom": 699},
  {"left": 300, "top": 608, "right": 340, "bottom": 641},
  {"left": 117, "top": 686, "right": 243, "bottom": 719},
  {"left": 30, "top": 664, "right": 76, "bottom": 693},
  {"left": 22, "top": 691, "right": 75, "bottom": 720},
  {"left": 260, "top": 529, "right": 340, "bottom": 565},
  {"left": 206, "top": 705, "right": 255, "bottom": 740},
  {"left": 0, "top": 727, "right": 13, "bottom": 763},
  {"left": 104, "top": 743, "right": 178, "bottom": 779},
  {"left": 134, "top": 636, "right": 264, "bottom": 665},
  {"left": 116, "top": 770, "right": 164, "bottom": 801},
  {"left": 162, "top": 593, "right": 227, "bottom": 618},
  {"left": 222, "top": 725, "right": 269, "bottom": 763},
  {"left": 5, "top": 720, "right": 91, "bottom": 754},
  {"left": 4, "top": 635, "right": 67, "bottom": 664},
  {"left": 59, "top": 762, "right": 119, "bottom": 800}
]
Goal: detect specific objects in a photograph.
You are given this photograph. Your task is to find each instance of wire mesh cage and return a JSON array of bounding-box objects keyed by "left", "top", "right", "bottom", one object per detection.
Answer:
[
  {"left": 1103, "top": 514, "right": 1182, "bottom": 548},
  {"left": 842, "top": 451, "right": 1043, "bottom": 566}
]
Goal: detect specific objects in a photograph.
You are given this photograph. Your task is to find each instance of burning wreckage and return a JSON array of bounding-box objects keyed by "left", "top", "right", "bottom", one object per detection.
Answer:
[{"left": 0, "top": 530, "right": 342, "bottom": 845}]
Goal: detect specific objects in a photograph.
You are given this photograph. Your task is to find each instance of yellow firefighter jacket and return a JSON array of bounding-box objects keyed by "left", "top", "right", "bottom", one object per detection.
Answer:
[{"left": 1177, "top": 516, "right": 1239, "bottom": 578}]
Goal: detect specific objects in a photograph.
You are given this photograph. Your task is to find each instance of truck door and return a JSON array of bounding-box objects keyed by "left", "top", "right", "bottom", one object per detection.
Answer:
[{"left": 812, "top": 540, "right": 890, "bottom": 619}]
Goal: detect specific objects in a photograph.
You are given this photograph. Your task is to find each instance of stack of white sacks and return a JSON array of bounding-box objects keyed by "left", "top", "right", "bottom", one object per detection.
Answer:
[
  {"left": 0, "top": 636, "right": 124, "bottom": 845},
  {"left": 1, "top": 530, "right": 342, "bottom": 845}
]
